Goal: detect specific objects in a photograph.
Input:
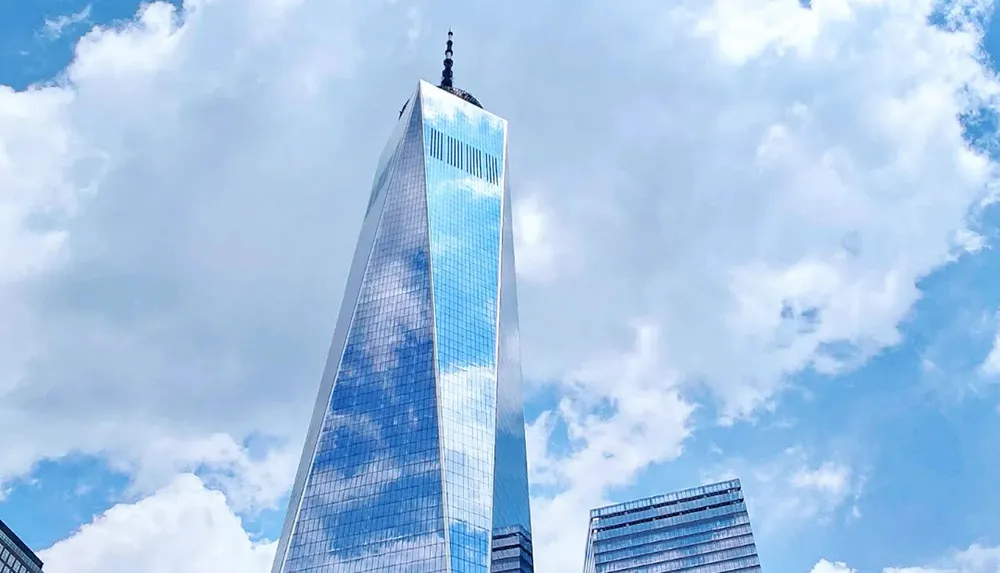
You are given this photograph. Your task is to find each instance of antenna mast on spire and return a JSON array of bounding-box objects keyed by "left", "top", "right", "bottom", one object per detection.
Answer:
[
  {"left": 398, "top": 29, "right": 483, "bottom": 117},
  {"left": 440, "top": 29, "right": 454, "bottom": 88}
]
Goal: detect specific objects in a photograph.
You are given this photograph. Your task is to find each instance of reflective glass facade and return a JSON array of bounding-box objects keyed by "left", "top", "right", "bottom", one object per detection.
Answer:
[
  {"left": 271, "top": 80, "right": 532, "bottom": 573},
  {"left": 0, "top": 519, "right": 43, "bottom": 573},
  {"left": 583, "top": 479, "right": 761, "bottom": 573},
  {"left": 491, "top": 525, "right": 533, "bottom": 573}
]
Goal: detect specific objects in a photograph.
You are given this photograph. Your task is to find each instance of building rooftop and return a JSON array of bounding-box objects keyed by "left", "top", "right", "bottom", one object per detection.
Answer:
[{"left": 590, "top": 478, "right": 743, "bottom": 520}]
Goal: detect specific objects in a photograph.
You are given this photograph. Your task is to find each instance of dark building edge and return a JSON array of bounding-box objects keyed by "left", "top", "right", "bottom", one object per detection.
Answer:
[{"left": 0, "top": 518, "right": 43, "bottom": 569}]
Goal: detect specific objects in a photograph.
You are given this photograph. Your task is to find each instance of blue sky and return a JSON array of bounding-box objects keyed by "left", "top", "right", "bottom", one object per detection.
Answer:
[{"left": 2, "top": 1, "right": 1000, "bottom": 573}]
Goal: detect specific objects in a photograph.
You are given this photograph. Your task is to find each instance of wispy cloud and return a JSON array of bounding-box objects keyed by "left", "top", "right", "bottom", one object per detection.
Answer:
[
  {"left": 980, "top": 319, "right": 1000, "bottom": 377},
  {"left": 705, "top": 447, "right": 865, "bottom": 535},
  {"left": 40, "top": 5, "right": 92, "bottom": 40},
  {"left": 405, "top": 6, "right": 420, "bottom": 45}
]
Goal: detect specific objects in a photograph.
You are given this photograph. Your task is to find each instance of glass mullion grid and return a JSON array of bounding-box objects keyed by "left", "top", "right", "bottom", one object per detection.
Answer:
[
  {"left": 597, "top": 548, "right": 759, "bottom": 573},
  {"left": 599, "top": 534, "right": 757, "bottom": 573},
  {"left": 596, "top": 522, "right": 753, "bottom": 566},
  {"left": 592, "top": 481, "right": 740, "bottom": 520},
  {"left": 597, "top": 491, "right": 742, "bottom": 529},
  {"left": 595, "top": 502, "right": 749, "bottom": 545},
  {"left": 0, "top": 538, "right": 38, "bottom": 573}
]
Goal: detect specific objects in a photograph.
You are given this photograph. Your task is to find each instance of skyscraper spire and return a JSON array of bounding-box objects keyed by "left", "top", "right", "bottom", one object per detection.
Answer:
[
  {"left": 270, "top": 23, "right": 528, "bottom": 573},
  {"left": 440, "top": 29, "right": 454, "bottom": 89},
  {"left": 399, "top": 29, "right": 483, "bottom": 118}
]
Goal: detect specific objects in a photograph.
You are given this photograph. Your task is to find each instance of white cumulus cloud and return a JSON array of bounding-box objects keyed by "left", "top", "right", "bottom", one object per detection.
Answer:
[
  {"left": 40, "top": 474, "right": 275, "bottom": 573},
  {"left": 811, "top": 560, "right": 857, "bottom": 573},
  {"left": 0, "top": 0, "right": 998, "bottom": 570},
  {"left": 813, "top": 543, "right": 1000, "bottom": 573}
]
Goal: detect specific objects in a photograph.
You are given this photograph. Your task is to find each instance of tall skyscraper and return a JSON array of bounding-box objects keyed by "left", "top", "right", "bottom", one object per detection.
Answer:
[
  {"left": 0, "top": 518, "right": 43, "bottom": 573},
  {"left": 583, "top": 479, "right": 762, "bottom": 573},
  {"left": 271, "top": 32, "right": 533, "bottom": 573}
]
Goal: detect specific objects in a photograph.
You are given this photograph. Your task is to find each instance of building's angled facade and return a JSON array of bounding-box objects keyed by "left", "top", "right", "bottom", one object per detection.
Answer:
[
  {"left": 271, "top": 33, "right": 533, "bottom": 573},
  {"left": 0, "top": 518, "right": 43, "bottom": 573},
  {"left": 583, "top": 479, "right": 761, "bottom": 573}
]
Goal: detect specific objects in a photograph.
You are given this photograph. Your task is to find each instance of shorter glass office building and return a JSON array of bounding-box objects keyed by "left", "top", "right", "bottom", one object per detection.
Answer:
[
  {"left": 0, "top": 519, "right": 43, "bottom": 573},
  {"left": 583, "top": 479, "right": 761, "bottom": 573},
  {"left": 491, "top": 525, "right": 533, "bottom": 573}
]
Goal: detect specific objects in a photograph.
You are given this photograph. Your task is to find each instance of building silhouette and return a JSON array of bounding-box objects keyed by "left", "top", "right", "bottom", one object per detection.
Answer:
[
  {"left": 583, "top": 479, "right": 762, "bottom": 573},
  {"left": 0, "top": 518, "right": 43, "bottom": 573},
  {"left": 271, "top": 32, "right": 533, "bottom": 573}
]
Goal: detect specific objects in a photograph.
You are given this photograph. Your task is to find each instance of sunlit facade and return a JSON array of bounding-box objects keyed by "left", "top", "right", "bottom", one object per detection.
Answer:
[
  {"left": 270, "top": 78, "right": 532, "bottom": 573},
  {"left": 583, "top": 479, "right": 762, "bottom": 573}
]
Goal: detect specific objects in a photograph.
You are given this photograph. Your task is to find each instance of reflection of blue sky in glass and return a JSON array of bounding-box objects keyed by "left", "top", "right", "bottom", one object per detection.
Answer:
[
  {"left": 273, "top": 92, "right": 448, "bottom": 573},
  {"left": 270, "top": 82, "right": 532, "bottom": 573},
  {"left": 492, "top": 169, "right": 533, "bottom": 539},
  {"left": 423, "top": 80, "right": 507, "bottom": 573}
]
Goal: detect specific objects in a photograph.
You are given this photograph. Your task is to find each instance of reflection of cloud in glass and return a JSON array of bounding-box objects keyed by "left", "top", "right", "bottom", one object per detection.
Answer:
[
  {"left": 439, "top": 365, "right": 497, "bottom": 502},
  {"left": 291, "top": 533, "right": 446, "bottom": 573},
  {"left": 422, "top": 85, "right": 508, "bottom": 571},
  {"left": 420, "top": 80, "right": 505, "bottom": 149},
  {"left": 274, "top": 82, "right": 532, "bottom": 573},
  {"left": 322, "top": 411, "right": 378, "bottom": 438},
  {"left": 426, "top": 178, "right": 502, "bottom": 262},
  {"left": 358, "top": 257, "right": 428, "bottom": 374},
  {"left": 275, "top": 97, "right": 448, "bottom": 573},
  {"left": 451, "top": 175, "right": 503, "bottom": 199}
]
